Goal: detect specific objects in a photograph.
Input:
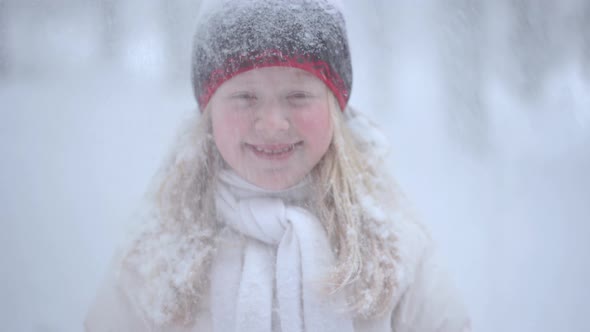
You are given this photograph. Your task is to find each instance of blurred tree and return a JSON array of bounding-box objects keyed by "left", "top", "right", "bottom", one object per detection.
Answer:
[
  {"left": 435, "top": 0, "right": 490, "bottom": 156},
  {"left": 578, "top": 1, "right": 590, "bottom": 80},
  {"left": 344, "top": 0, "right": 397, "bottom": 116},
  {"left": 0, "top": 0, "right": 7, "bottom": 77},
  {"left": 509, "top": 0, "right": 551, "bottom": 99},
  {"left": 507, "top": 0, "right": 586, "bottom": 100},
  {"left": 158, "top": 0, "right": 202, "bottom": 82},
  {"left": 98, "top": 0, "right": 121, "bottom": 62}
]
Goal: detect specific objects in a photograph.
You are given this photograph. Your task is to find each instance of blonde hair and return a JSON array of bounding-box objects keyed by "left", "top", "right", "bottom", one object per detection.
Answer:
[{"left": 122, "top": 95, "right": 403, "bottom": 326}]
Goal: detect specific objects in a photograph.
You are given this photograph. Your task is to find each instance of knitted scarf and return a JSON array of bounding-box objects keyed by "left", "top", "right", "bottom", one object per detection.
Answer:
[{"left": 210, "top": 170, "right": 355, "bottom": 332}]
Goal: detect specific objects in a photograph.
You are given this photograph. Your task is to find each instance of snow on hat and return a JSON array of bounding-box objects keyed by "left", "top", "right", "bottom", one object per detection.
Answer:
[{"left": 191, "top": 0, "right": 352, "bottom": 111}]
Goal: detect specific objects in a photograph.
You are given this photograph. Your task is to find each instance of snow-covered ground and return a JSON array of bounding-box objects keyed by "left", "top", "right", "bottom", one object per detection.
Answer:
[{"left": 1, "top": 1, "right": 589, "bottom": 331}]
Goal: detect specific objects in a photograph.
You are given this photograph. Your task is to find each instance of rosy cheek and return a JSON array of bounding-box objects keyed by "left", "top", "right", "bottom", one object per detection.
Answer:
[
  {"left": 294, "top": 108, "right": 333, "bottom": 144},
  {"left": 212, "top": 111, "right": 244, "bottom": 152}
]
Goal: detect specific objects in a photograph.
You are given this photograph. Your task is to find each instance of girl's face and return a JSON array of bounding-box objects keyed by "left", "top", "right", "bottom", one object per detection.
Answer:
[{"left": 209, "top": 67, "right": 334, "bottom": 190}]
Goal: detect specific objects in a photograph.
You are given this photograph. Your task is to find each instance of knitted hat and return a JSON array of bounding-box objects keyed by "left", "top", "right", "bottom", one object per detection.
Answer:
[{"left": 191, "top": 0, "right": 352, "bottom": 111}]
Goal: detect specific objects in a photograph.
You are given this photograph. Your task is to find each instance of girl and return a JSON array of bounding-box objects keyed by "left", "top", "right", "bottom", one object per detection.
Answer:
[{"left": 85, "top": 0, "right": 470, "bottom": 331}]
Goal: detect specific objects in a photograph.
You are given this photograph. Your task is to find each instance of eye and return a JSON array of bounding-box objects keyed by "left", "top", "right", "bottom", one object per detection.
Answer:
[
  {"left": 231, "top": 92, "right": 257, "bottom": 101},
  {"left": 287, "top": 91, "right": 315, "bottom": 106},
  {"left": 228, "top": 92, "right": 258, "bottom": 108},
  {"left": 288, "top": 91, "right": 311, "bottom": 99}
]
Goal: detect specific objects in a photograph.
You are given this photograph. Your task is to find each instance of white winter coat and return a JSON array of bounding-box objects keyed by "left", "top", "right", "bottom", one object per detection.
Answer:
[{"left": 85, "top": 200, "right": 470, "bottom": 332}]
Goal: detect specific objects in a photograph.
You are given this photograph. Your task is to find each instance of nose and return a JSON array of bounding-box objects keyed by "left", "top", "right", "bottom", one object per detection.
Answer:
[{"left": 254, "top": 99, "right": 290, "bottom": 135}]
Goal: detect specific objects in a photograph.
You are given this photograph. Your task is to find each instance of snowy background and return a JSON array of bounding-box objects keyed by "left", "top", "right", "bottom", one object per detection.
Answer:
[{"left": 1, "top": 0, "right": 589, "bottom": 331}]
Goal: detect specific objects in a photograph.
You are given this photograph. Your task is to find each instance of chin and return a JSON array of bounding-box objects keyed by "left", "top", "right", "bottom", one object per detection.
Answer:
[
  {"left": 254, "top": 179, "right": 294, "bottom": 191},
  {"left": 251, "top": 172, "right": 303, "bottom": 191}
]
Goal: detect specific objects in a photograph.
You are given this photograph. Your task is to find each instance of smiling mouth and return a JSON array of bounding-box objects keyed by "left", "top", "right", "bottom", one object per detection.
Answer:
[{"left": 245, "top": 142, "right": 302, "bottom": 159}]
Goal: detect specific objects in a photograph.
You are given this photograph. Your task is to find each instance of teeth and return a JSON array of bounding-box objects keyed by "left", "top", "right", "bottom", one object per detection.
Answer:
[{"left": 253, "top": 144, "right": 295, "bottom": 154}]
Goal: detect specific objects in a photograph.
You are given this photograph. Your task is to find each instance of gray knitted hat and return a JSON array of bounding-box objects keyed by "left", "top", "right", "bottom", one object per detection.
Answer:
[{"left": 191, "top": 0, "right": 352, "bottom": 110}]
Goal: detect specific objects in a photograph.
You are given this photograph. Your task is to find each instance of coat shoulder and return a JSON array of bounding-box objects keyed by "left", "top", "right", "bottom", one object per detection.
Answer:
[{"left": 388, "top": 214, "right": 471, "bottom": 332}]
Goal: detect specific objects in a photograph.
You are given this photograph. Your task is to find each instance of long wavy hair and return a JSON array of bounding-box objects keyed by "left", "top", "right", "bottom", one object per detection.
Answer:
[{"left": 121, "top": 95, "right": 405, "bottom": 327}]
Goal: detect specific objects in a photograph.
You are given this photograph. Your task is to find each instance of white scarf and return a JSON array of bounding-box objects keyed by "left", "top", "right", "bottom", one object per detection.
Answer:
[{"left": 210, "top": 170, "right": 355, "bottom": 332}]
